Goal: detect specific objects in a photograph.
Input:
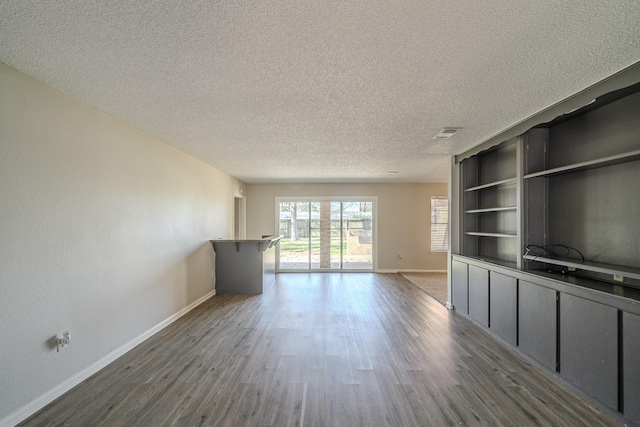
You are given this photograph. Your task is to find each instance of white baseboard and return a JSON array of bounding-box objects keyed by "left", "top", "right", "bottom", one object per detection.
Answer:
[
  {"left": 375, "top": 268, "right": 447, "bottom": 274},
  {"left": 376, "top": 269, "right": 448, "bottom": 274},
  {"left": 398, "top": 269, "right": 447, "bottom": 273},
  {"left": 0, "top": 291, "right": 215, "bottom": 427}
]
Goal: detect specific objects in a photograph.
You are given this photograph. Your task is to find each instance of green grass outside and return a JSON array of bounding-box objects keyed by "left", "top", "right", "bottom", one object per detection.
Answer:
[{"left": 279, "top": 238, "right": 343, "bottom": 255}]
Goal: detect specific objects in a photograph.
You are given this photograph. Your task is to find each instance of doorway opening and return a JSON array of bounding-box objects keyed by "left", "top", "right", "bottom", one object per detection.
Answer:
[
  {"left": 234, "top": 195, "right": 246, "bottom": 240},
  {"left": 276, "top": 198, "right": 375, "bottom": 271}
]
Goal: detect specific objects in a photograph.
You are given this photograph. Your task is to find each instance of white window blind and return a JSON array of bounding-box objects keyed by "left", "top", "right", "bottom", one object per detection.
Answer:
[{"left": 430, "top": 196, "right": 449, "bottom": 252}]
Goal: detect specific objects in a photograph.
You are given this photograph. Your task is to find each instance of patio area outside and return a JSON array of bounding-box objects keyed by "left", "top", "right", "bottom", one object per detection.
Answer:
[{"left": 278, "top": 232, "right": 372, "bottom": 270}]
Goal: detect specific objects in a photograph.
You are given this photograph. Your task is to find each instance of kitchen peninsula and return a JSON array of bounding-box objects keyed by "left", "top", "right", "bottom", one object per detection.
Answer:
[{"left": 210, "top": 236, "right": 281, "bottom": 294}]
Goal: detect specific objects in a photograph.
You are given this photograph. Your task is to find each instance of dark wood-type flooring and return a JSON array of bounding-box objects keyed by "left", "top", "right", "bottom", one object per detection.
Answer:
[{"left": 20, "top": 273, "right": 619, "bottom": 426}]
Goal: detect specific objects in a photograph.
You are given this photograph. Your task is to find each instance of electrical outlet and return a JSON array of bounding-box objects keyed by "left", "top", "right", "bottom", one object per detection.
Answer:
[
  {"left": 613, "top": 274, "right": 624, "bottom": 283},
  {"left": 57, "top": 331, "right": 71, "bottom": 352}
]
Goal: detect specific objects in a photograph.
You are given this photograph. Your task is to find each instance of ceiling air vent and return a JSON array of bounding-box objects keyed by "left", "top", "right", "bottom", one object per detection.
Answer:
[{"left": 433, "top": 128, "right": 462, "bottom": 140}]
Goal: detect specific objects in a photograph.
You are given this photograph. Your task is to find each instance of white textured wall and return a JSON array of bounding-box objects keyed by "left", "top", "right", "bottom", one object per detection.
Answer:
[
  {"left": 246, "top": 183, "right": 448, "bottom": 271},
  {"left": 0, "top": 62, "right": 245, "bottom": 422}
]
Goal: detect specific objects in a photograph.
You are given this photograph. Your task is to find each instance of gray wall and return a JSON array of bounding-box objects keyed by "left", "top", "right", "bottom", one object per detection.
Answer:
[
  {"left": 0, "top": 63, "right": 245, "bottom": 422},
  {"left": 246, "top": 183, "right": 448, "bottom": 271}
]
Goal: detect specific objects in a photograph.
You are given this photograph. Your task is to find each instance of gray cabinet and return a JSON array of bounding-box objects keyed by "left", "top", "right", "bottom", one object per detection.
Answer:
[
  {"left": 468, "top": 265, "right": 489, "bottom": 327},
  {"left": 489, "top": 272, "right": 517, "bottom": 345},
  {"left": 518, "top": 280, "right": 556, "bottom": 371},
  {"left": 450, "top": 255, "right": 640, "bottom": 423},
  {"left": 451, "top": 259, "right": 468, "bottom": 314},
  {"left": 560, "top": 293, "right": 618, "bottom": 411},
  {"left": 623, "top": 312, "right": 640, "bottom": 424}
]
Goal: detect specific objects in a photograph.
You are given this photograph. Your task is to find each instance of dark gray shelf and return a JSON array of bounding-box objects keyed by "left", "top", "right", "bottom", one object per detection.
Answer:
[
  {"left": 465, "top": 206, "right": 517, "bottom": 214},
  {"left": 465, "top": 231, "right": 517, "bottom": 238},
  {"left": 523, "top": 254, "right": 640, "bottom": 281},
  {"left": 464, "top": 178, "right": 517, "bottom": 192},
  {"left": 524, "top": 149, "right": 640, "bottom": 179},
  {"left": 526, "top": 269, "right": 640, "bottom": 302}
]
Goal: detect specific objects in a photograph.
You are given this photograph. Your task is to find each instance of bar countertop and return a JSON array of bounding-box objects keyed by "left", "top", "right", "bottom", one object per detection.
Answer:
[{"left": 211, "top": 235, "right": 280, "bottom": 243}]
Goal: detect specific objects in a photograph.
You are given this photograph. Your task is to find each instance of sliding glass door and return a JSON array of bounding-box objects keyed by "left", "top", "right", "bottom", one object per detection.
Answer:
[{"left": 277, "top": 199, "right": 374, "bottom": 271}]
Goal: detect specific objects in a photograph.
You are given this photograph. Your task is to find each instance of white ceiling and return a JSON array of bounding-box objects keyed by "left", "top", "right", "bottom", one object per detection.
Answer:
[{"left": 1, "top": 1, "right": 639, "bottom": 183}]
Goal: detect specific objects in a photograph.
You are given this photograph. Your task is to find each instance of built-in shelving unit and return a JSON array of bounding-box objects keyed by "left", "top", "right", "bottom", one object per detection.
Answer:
[
  {"left": 456, "top": 81, "right": 640, "bottom": 287},
  {"left": 522, "top": 87, "right": 640, "bottom": 283},
  {"left": 461, "top": 138, "right": 519, "bottom": 265},
  {"left": 450, "top": 71, "right": 640, "bottom": 426}
]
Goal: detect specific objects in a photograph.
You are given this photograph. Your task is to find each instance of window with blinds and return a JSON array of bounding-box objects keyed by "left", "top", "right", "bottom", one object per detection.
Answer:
[{"left": 430, "top": 196, "right": 449, "bottom": 252}]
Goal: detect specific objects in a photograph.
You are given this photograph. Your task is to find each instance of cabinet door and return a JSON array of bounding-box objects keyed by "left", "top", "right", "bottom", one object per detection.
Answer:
[
  {"left": 623, "top": 312, "right": 640, "bottom": 424},
  {"left": 489, "top": 272, "right": 517, "bottom": 344},
  {"left": 468, "top": 265, "right": 489, "bottom": 327},
  {"left": 560, "top": 293, "right": 618, "bottom": 411},
  {"left": 519, "top": 281, "right": 556, "bottom": 371},
  {"left": 452, "top": 260, "right": 468, "bottom": 314}
]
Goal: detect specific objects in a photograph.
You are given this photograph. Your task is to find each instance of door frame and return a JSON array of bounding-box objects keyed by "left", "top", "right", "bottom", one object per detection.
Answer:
[{"left": 275, "top": 196, "right": 378, "bottom": 272}]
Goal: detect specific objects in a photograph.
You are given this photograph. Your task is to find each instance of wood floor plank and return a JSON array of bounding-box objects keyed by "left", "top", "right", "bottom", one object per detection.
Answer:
[{"left": 18, "top": 273, "right": 620, "bottom": 427}]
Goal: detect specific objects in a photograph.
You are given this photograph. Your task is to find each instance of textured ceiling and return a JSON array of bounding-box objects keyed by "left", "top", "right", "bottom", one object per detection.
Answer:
[{"left": 1, "top": 1, "right": 639, "bottom": 183}]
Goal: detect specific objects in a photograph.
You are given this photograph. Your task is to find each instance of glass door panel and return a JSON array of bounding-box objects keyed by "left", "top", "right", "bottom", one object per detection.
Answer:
[
  {"left": 343, "top": 201, "right": 373, "bottom": 270},
  {"left": 309, "top": 202, "right": 322, "bottom": 269},
  {"left": 278, "top": 201, "right": 310, "bottom": 270},
  {"left": 330, "top": 202, "right": 342, "bottom": 269}
]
